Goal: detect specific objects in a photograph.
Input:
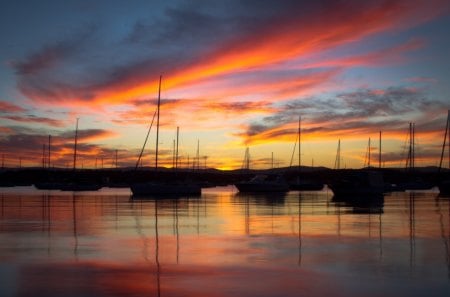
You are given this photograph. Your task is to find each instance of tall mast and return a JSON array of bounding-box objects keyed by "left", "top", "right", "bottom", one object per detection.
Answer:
[
  {"left": 42, "top": 144, "right": 46, "bottom": 168},
  {"left": 412, "top": 123, "right": 415, "bottom": 169},
  {"left": 334, "top": 139, "right": 341, "bottom": 170},
  {"left": 298, "top": 116, "right": 301, "bottom": 170},
  {"left": 48, "top": 135, "right": 51, "bottom": 169},
  {"left": 242, "top": 147, "right": 250, "bottom": 170},
  {"left": 368, "top": 137, "right": 371, "bottom": 168},
  {"left": 379, "top": 131, "right": 382, "bottom": 168},
  {"left": 246, "top": 147, "right": 250, "bottom": 170},
  {"left": 73, "top": 118, "right": 79, "bottom": 170},
  {"left": 175, "top": 127, "right": 179, "bottom": 169},
  {"left": 407, "top": 122, "right": 412, "bottom": 170},
  {"left": 438, "top": 110, "right": 450, "bottom": 171},
  {"left": 196, "top": 139, "right": 200, "bottom": 170},
  {"left": 172, "top": 139, "right": 176, "bottom": 168},
  {"left": 155, "top": 75, "right": 162, "bottom": 170}
]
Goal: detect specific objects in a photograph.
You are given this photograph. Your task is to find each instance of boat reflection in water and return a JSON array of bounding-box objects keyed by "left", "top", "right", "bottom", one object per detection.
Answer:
[
  {"left": 233, "top": 191, "right": 287, "bottom": 206},
  {"left": 1, "top": 186, "right": 450, "bottom": 297},
  {"left": 332, "top": 193, "right": 384, "bottom": 214},
  {"left": 130, "top": 182, "right": 201, "bottom": 197}
]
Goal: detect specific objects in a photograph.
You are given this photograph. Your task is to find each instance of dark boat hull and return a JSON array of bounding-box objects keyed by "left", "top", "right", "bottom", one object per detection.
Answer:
[
  {"left": 289, "top": 181, "right": 323, "bottom": 191},
  {"left": 328, "top": 171, "right": 385, "bottom": 197},
  {"left": 235, "top": 174, "right": 290, "bottom": 193},
  {"left": 130, "top": 182, "right": 201, "bottom": 196},
  {"left": 439, "top": 180, "right": 450, "bottom": 196}
]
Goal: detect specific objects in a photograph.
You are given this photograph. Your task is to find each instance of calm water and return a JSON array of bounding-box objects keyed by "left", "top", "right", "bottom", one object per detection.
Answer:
[{"left": 0, "top": 186, "right": 449, "bottom": 297}]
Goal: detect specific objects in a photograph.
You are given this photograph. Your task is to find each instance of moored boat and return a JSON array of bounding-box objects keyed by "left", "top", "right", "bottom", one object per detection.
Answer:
[
  {"left": 130, "top": 76, "right": 201, "bottom": 197},
  {"left": 235, "top": 174, "right": 289, "bottom": 193},
  {"left": 328, "top": 170, "right": 385, "bottom": 197},
  {"left": 288, "top": 116, "right": 324, "bottom": 191}
]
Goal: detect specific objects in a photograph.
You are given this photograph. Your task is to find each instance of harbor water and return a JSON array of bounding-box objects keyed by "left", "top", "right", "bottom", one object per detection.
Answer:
[{"left": 0, "top": 186, "right": 449, "bottom": 297}]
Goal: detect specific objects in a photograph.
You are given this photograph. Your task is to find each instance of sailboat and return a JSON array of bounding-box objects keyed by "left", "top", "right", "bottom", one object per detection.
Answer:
[
  {"left": 328, "top": 139, "right": 385, "bottom": 197},
  {"left": 328, "top": 170, "right": 385, "bottom": 197},
  {"left": 397, "top": 123, "right": 433, "bottom": 191},
  {"left": 288, "top": 116, "right": 323, "bottom": 191},
  {"left": 34, "top": 118, "right": 102, "bottom": 191},
  {"left": 234, "top": 147, "right": 289, "bottom": 193},
  {"left": 130, "top": 76, "right": 201, "bottom": 197},
  {"left": 234, "top": 174, "right": 290, "bottom": 193}
]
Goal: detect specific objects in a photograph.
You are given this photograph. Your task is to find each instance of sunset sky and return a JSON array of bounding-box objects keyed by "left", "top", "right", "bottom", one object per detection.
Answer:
[{"left": 1, "top": 0, "right": 450, "bottom": 170}]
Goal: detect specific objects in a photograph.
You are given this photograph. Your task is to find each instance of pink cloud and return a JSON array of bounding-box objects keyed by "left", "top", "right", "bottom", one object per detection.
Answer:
[{"left": 0, "top": 101, "right": 26, "bottom": 113}]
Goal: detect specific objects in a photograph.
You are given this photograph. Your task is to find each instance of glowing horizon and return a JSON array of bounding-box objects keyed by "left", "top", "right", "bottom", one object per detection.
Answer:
[{"left": 1, "top": 0, "right": 450, "bottom": 170}]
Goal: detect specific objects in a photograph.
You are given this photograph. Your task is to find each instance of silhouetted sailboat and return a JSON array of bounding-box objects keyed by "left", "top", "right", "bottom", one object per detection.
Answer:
[
  {"left": 234, "top": 174, "right": 290, "bottom": 193},
  {"left": 130, "top": 76, "right": 201, "bottom": 197},
  {"left": 328, "top": 170, "right": 385, "bottom": 197},
  {"left": 233, "top": 147, "right": 289, "bottom": 193},
  {"left": 398, "top": 123, "right": 433, "bottom": 191},
  {"left": 34, "top": 119, "right": 102, "bottom": 191},
  {"left": 327, "top": 135, "right": 385, "bottom": 197},
  {"left": 289, "top": 116, "right": 323, "bottom": 191}
]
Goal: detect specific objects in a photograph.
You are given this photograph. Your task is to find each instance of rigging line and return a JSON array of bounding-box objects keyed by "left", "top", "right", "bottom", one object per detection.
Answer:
[
  {"left": 135, "top": 108, "right": 158, "bottom": 170},
  {"left": 399, "top": 128, "right": 409, "bottom": 168},
  {"left": 439, "top": 111, "right": 450, "bottom": 171},
  {"left": 290, "top": 134, "right": 299, "bottom": 167}
]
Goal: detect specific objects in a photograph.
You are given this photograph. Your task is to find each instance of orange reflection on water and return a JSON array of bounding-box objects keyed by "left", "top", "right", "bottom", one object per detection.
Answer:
[{"left": 1, "top": 187, "right": 449, "bottom": 297}]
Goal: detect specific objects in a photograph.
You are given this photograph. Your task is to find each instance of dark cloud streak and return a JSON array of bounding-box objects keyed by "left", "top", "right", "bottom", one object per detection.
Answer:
[{"left": 241, "top": 86, "right": 447, "bottom": 141}]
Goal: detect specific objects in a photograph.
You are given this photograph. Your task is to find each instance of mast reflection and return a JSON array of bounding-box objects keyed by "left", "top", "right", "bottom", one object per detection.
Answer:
[
  {"left": 409, "top": 192, "right": 416, "bottom": 275},
  {"left": 436, "top": 195, "right": 450, "bottom": 279},
  {"left": 298, "top": 192, "right": 302, "bottom": 266}
]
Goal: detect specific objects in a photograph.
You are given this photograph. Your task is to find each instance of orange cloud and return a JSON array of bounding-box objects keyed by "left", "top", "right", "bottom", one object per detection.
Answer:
[
  {"left": 302, "top": 38, "right": 425, "bottom": 69},
  {"left": 36, "top": 0, "right": 445, "bottom": 107}
]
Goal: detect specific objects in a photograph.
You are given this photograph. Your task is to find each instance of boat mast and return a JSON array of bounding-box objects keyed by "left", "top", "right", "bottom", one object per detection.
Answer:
[
  {"left": 242, "top": 147, "right": 250, "bottom": 170},
  {"left": 379, "top": 131, "right": 381, "bottom": 168},
  {"left": 155, "top": 75, "right": 162, "bottom": 170},
  {"left": 176, "top": 127, "right": 179, "bottom": 169},
  {"left": 298, "top": 116, "right": 301, "bottom": 171},
  {"left": 73, "top": 118, "right": 79, "bottom": 170},
  {"left": 246, "top": 147, "right": 250, "bottom": 170},
  {"left": 334, "top": 139, "right": 341, "bottom": 170},
  {"left": 172, "top": 140, "right": 176, "bottom": 168},
  {"left": 439, "top": 110, "right": 450, "bottom": 171},
  {"left": 196, "top": 139, "right": 200, "bottom": 170},
  {"left": 412, "top": 123, "right": 415, "bottom": 169},
  {"left": 42, "top": 144, "right": 46, "bottom": 168},
  {"left": 406, "top": 122, "right": 413, "bottom": 171},
  {"left": 48, "top": 135, "right": 51, "bottom": 169}
]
